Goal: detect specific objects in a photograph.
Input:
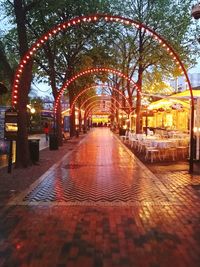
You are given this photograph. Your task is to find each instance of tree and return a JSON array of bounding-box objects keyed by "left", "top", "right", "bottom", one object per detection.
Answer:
[{"left": 108, "top": 0, "right": 198, "bottom": 132}]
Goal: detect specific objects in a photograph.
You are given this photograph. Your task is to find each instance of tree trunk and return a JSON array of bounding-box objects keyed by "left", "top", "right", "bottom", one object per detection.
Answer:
[
  {"left": 136, "top": 66, "right": 143, "bottom": 134},
  {"left": 69, "top": 89, "right": 75, "bottom": 137},
  {"left": 14, "top": 0, "right": 32, "bottom": 167},
  {"left": 78, "top": 109, "right": 82, "bottom": 132},
  {"left": 127, "top": 80, "right": 133, "bottom": 110},
  {"left": 136, "top": 26, "right": 144, "bottom": 134},
  {"left": 56, "top": 101, "right": 63, "bottom": 146}
]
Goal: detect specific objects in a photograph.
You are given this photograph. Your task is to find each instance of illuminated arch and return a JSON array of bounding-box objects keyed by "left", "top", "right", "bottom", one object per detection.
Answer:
[
  {"left": 85, "top": 104, "right": 116, "bottom": 119},
  {"left": 84, "top": 99, "right": 119, "bottom": 116},
  {"left": 12, "top": 14, "right": 193, "bottom": 109},
  {"left": 11, "top": 13, "right": 194, "bottom": 171},
  {"left": 84, "top": 99, "right": 120, "bottom": 112},
  {"left": 54, "top": 67, "right": 138, "bottom": 113},
  {"left": 87, "top": 105, "right": 114, "bottom": 115},
  {"left": 80, "top": 94, "right": 124, "bottom": 113},
  {"left": 70, "top": 84, "right": 132, "bottom": 114}
]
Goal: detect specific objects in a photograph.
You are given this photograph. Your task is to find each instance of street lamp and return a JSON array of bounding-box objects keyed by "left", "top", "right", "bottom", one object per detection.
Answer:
[{"left": 30, "top": 107, "right": 36, "bottom": 114}]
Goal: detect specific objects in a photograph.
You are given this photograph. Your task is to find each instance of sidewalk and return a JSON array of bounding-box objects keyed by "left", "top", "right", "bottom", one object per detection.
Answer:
[
  {"left": 0, "top": 134, "right": 85, "bottom": 207},
  {"left": 0, "top": 133, "right": 52, "bottom": 169},
  {"left": 0, "top": 128, "right": 200, "bottom": 267}
]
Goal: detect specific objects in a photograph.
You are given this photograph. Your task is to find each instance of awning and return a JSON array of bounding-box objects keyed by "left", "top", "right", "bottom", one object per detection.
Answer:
[
  {"left": 168, "top": 90, "right": 200, "bottom": 99},
  {"left": 148, "top": 98, "right": 189, "bottom": 110}
]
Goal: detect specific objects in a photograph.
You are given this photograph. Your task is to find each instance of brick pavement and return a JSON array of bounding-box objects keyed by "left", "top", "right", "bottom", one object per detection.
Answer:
[
  {"left": 0, "top": 128, "right": 200, "bottom": 267},
  {"left": 0, "top": 136, "right": 85, "bottom": 207}
]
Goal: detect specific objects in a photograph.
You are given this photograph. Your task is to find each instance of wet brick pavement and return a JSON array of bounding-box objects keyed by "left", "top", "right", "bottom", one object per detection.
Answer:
[{"left": 0, "top": 128, "right": 200, "bottom": 267}]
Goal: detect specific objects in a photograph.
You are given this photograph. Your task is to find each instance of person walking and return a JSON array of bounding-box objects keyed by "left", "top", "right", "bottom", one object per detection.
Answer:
[{"left": 44, "top": 122, "right": 49, "bottom": 142}]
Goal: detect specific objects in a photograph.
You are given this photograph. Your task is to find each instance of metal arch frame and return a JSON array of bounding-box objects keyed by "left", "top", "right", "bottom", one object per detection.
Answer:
[
  {"left": 87, "top": 106, "right": 115, "bottom": 115},
  {"left": 11, "top": 13, "right": 194, "bottom": 172},
  {"left": 79, "top": 94, "right": 124, "bottom": 113},
  {"left": 85, "top": 104, "right": 115, "bottom": 119},
  {"left": 84, "top": 99, "right": 119, "bottom": 116},
  {"left": 70, "top": 84, "right": 132, "bottom": 114}
]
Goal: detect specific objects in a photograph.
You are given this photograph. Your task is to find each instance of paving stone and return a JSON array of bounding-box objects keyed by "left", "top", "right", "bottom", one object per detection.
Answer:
[{"left": 0, "top": 129, "right": 199, "bottom": 266}]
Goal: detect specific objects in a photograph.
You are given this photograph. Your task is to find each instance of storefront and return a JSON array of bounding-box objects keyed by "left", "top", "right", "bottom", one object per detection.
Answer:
[{"left": 147, "top": 98, "right": 190, "bottom": 132}]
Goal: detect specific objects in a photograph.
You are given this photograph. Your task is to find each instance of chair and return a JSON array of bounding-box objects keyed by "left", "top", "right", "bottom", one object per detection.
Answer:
[
  {"left": 145, "top": 145, "right": 160, "bottom": 163},
  {"left": 177, "top": 146, "right": 188, "bottom": 159}
]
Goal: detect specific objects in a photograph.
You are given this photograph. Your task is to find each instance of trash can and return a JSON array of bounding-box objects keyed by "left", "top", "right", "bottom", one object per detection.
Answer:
[
  {"left": 28, "top": 139, "right": 40, "bottom": 162},
  {"left": 49, "top": 134, "right": 58, "bottom": 150}
]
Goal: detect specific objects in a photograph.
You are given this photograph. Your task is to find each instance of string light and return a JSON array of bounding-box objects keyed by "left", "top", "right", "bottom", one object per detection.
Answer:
[
  {"left": 79, "top": 95, "right": 123, "bottom": 112},
  {"left": 11, "top": 14, "right": 192, "bottom": 108},
  {"left": 70, "top": 84, "right": 131, "bottom": 114}
]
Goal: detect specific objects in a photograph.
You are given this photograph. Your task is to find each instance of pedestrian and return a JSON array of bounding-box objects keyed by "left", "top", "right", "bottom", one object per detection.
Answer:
[{"left": 44, "top": 122, "right": 49, "bottom": 141}]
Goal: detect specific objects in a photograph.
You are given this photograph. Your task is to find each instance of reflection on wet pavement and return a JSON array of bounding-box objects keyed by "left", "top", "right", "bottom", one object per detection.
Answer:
[{"left": 1, "top": 128, "right": 200, "bottom": 267}]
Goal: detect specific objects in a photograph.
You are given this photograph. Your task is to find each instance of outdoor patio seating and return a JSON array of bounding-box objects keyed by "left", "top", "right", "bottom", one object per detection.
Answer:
[{"left": 145, "top": 146, "right": 161, "bottom": 163}]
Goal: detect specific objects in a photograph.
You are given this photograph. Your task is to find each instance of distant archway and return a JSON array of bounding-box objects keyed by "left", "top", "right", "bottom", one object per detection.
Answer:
[
  {"left": 54, "top": 67, "right": 138, "bottom": 113},
  {"left": 84, "top": 99, "right": 119, "bottom": 116},
  {"left": 70, "top": 84, "right": 132, "bottom": 114},
  {"left": 85, "top": 104, "right": 115, "bottom": 118},
  {"left": 80, "top": 94, "right": 124, "bottom": 112}
]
